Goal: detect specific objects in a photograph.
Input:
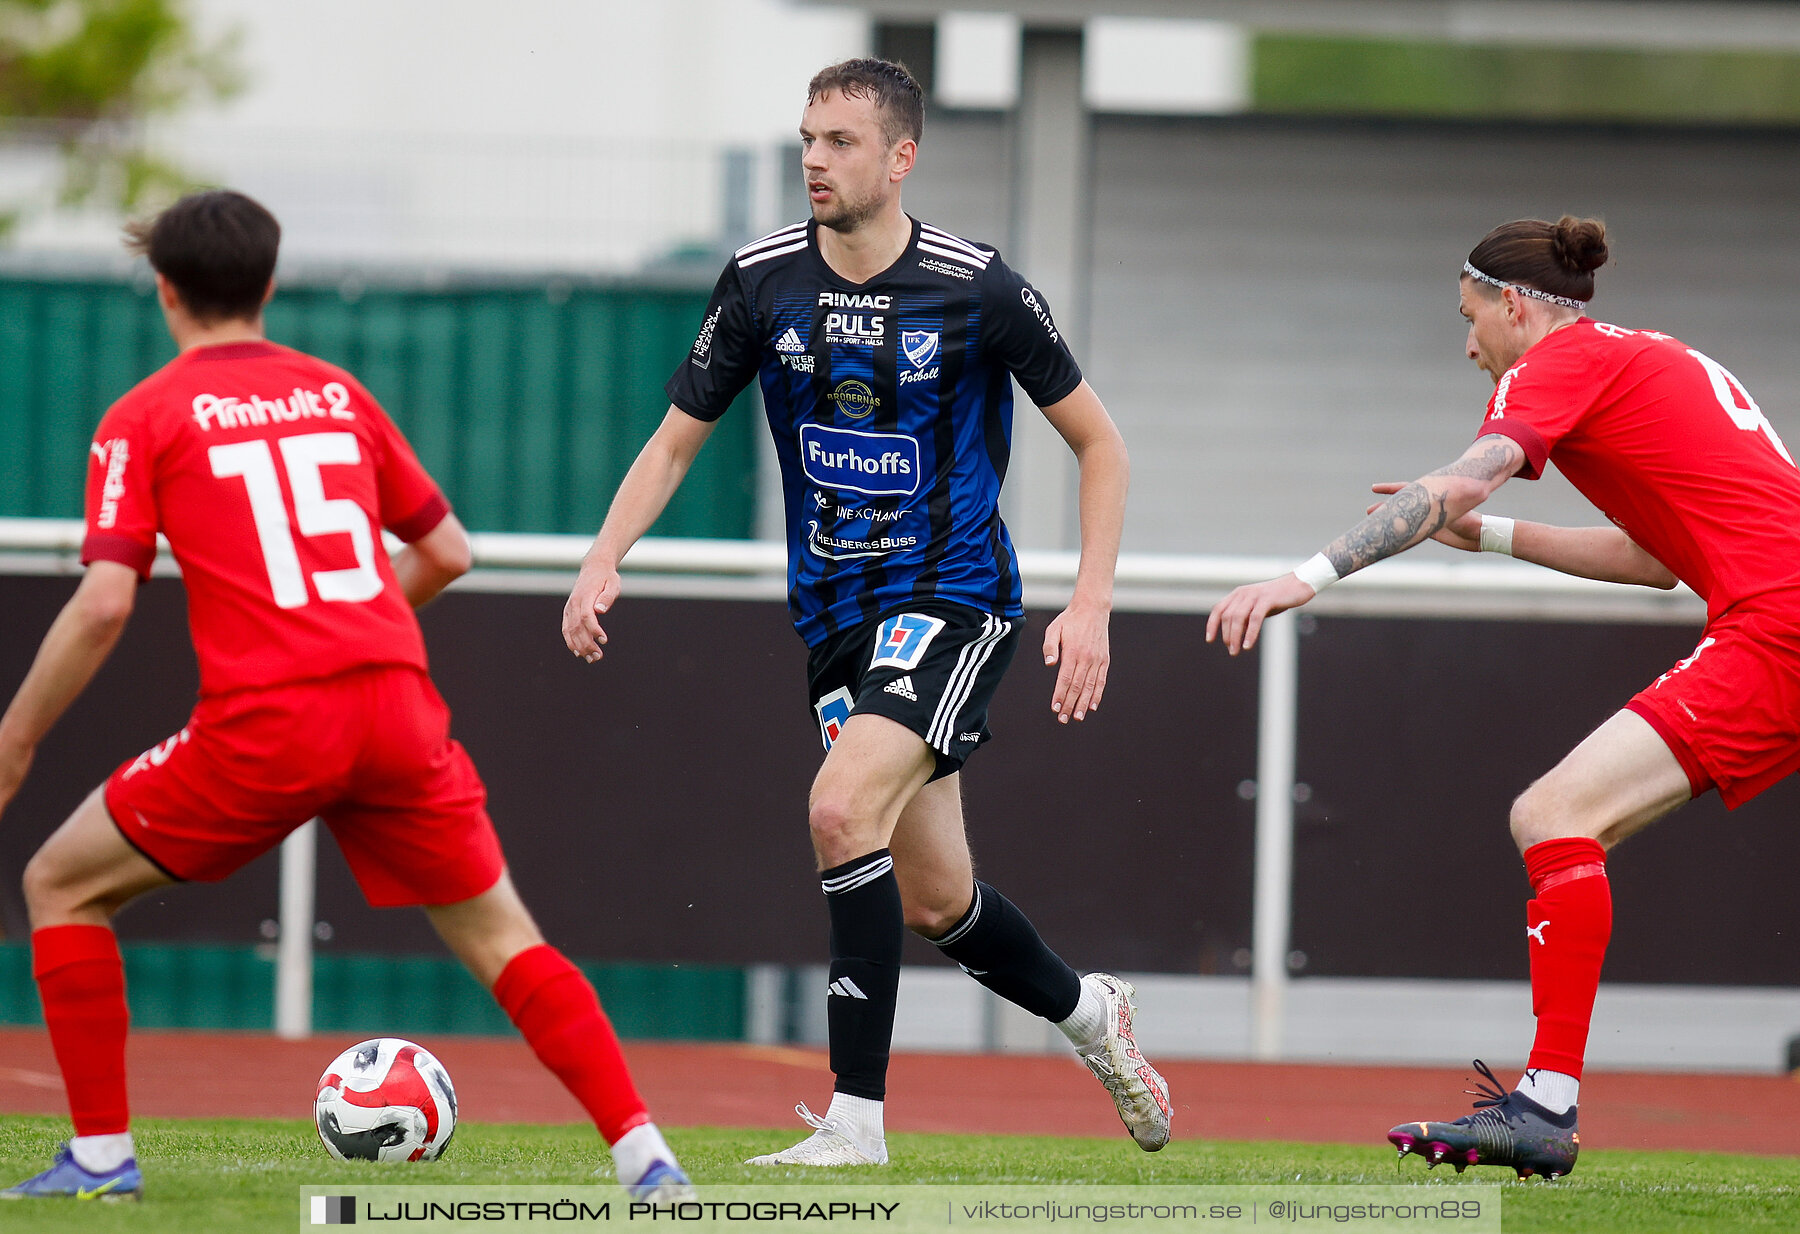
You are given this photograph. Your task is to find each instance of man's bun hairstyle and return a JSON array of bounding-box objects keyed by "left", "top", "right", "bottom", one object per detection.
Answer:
[
  {"left": 1467, "top": 214, "right": 1609, "bottom": 304},
  {"left": 123, "top": 189, "right": 280, "bottom": 323},
  {"left": 807, "top": 57, "right": 925, "bottom": 149},
  {"left": 1550, "top": 216, "right": 1609, "bottom": 277}
]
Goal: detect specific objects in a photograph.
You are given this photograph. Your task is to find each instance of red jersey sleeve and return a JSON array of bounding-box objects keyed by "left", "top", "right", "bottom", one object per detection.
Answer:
[
  {"left": 351, "top": 379, "right": 451, "bottom": 542},
  {"left": 81, "top": 399, "right": 159, "bottom": 578},
  {"left": 1474, "top": 338, "right": 1602, "bottom": 481}
]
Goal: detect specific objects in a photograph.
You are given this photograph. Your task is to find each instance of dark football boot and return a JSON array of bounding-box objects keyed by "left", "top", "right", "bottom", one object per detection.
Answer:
[{"left": 1387, "top": 1060, "right": 1579, "bottom": 1180}]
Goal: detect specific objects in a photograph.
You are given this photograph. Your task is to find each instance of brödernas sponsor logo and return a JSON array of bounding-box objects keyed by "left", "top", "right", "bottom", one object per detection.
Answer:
[{"left": 829, "top": 379, "right": 880, "bottom": 419}]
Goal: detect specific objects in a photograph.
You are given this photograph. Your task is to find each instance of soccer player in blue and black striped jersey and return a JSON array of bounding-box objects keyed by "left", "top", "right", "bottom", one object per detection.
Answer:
[{"left": 564, "top": 59, "right": 1170, "bottom": 1165}]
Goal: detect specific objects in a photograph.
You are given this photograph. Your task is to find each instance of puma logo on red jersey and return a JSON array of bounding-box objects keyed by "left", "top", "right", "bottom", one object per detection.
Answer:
[
  {"left": 94, "top": 438, "right": 130, "bottom": 529},
  {"left": 1655, "top": 637, "right": 1715, "bottom": 688}
]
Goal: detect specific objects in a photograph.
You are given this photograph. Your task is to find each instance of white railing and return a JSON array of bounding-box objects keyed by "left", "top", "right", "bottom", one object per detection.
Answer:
[
  {"left": 0, "top": 515, "right": 1709, "bottom": 613},
  {"left": 0, "top": 519, "right": 1705, "bottom": 1048}
]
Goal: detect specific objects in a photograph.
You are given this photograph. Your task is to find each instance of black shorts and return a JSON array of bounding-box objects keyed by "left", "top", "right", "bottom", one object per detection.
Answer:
[{"left": 807, "top": 601, "right": 1023, "bottom": 781}]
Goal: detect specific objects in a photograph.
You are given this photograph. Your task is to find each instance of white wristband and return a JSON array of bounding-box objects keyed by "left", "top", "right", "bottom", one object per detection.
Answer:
[
  {"left": 1292, "top": 552, "right": 1340, "bottom": 595},
  {"left": 1479, "top": 515, "right": 1516, "bottom": 556}
]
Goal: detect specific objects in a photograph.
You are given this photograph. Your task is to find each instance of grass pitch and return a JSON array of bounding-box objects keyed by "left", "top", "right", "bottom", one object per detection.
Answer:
[{"left": 1, "top": 1115, "right": 1795, "bottom": 1233}]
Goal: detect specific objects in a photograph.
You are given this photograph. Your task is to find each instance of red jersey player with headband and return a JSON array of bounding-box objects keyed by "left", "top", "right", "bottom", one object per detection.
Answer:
[
  {"left": 0, "top": 190, "right": 691, "bottom": 1203},
  {"left": 1208, "top": 214, "right": 1800, "bottom": 1180}
]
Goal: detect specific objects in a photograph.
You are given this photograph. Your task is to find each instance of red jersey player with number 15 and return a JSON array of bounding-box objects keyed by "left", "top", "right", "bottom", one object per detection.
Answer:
[
  {"left": 1208, "top": 215, "right": 1800, "bottom": 1179},
  {"left": 0, "top": 191, "right": 690, "bottom": 1203}
]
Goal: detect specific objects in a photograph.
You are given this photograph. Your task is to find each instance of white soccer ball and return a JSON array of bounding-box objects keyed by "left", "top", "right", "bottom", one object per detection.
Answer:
[{"left": 314, "top": 1038, "right": 458, "bottom": 1162}]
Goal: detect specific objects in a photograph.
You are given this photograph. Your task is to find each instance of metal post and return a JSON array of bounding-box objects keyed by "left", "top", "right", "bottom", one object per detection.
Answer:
[
  {"left": 275, "top": 819, "right": 317, "bottom": 1039},
  {"left": 1006, "top": 24, "right": 1089, "bottom": 550},
  {"left": 744, "top": 964, "right": 786, "bottom": 1044},
  {"left": 1251, "top": 611, "right": 1299, "bottom": 1059}
]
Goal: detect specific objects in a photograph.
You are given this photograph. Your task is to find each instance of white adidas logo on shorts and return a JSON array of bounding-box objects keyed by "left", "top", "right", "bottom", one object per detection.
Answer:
[{"left": 884, "top": 675, "right": 918, "bottom": 701}]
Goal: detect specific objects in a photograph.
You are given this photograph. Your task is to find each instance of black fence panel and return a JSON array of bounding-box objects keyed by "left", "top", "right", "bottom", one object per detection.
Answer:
[{"left": 1, "top": 576, "right": 1792, "bottom": 986}]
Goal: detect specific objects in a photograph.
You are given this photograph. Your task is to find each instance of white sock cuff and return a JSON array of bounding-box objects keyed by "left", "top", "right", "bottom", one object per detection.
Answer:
[
  {"left": 1056, "top": 976, "right": 1108, "bottom": 1053},
  {"left": 824, "top": 1092, "right": 885, "bottom": 1146},
  {"left": 69, "top": 1132, "right": 135, "bottom": 1174},
  {"left": 610, "top": 1122, "right": 673, "bottom": 1183},
  {"left": 1517, "top": 1068, "right": 1580, "bottom": 1114}
]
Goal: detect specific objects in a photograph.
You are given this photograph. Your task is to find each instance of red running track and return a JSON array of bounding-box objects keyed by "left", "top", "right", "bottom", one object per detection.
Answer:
[{"left": 2, "top": 1030, "right": 1797, "bottom": 1156}]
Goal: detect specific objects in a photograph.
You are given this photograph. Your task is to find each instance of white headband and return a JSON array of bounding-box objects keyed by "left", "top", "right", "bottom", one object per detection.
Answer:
[{"left": 1462, "top": 261, "right": 1588, "bottom": 311}]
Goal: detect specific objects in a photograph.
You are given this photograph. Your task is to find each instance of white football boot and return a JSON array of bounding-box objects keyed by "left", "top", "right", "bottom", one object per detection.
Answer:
[
  {"left": 1076, "top": 973, "right": 1173, "bottom": 1151},
  {"left": 745, "top": 1104, "right": 888, "bottom": 1166}
]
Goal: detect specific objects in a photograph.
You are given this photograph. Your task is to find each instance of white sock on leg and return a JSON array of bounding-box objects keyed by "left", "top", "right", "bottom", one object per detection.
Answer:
[
  {"left": 609, "top": 1122, "right": 674, "bottom": 1183},
  {"left": 69, "top": 1132, "right": 135, "bottom": 1174},
  {"left": 1056, "top": 976, "right": 1106, "bottom": 1053},
  {"left": 824, "top": 1092, "right": 885, "bottom": 1149},
  {"left": 1517, "top": 1069, "right": 1580, "bottom": 1115}
]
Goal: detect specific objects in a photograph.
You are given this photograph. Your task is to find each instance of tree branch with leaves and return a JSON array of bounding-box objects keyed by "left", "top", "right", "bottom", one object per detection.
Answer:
[{"left": 0, "top": 0, "right": 242, "bottom": 236}]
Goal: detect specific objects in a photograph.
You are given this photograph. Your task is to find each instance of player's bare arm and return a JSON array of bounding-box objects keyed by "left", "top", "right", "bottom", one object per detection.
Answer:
[
  {"left": 1366, "top": 483, "right": 1679, "bottom": 589},
  {"left": 391, "top": 511, "right": 474, "bottom": 608},
  {"left": 1206, "top": 433, "right": 1525, "bottom": 654},
  {"left": 1329, "top": 435, "right": 1522, "bottom": 576},
  {"left": 0, "top": 562, "right": 139, "bottom": 820},
  {"left": 563, "top": 407, "right": 716, "bottom": 662},
  {"left": 1038, "top": 381, "right": 1129, "bottom": 723}
]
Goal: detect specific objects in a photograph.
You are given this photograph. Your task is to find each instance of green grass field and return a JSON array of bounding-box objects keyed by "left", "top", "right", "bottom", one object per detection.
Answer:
[{"left": 1, "top": 1115, "right": 1795, "bottom": 1233}]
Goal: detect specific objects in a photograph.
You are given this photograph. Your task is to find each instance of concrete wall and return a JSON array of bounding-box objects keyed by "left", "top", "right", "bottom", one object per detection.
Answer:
[
  {"left": 896, "top": 113, "right": 1800, "bottom": 556},
  {"left": 862, "top": 969, "right": 1800, "bottom": 1072}
]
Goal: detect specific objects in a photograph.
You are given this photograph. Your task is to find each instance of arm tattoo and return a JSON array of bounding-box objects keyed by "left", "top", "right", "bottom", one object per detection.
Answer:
[
  {"left": 1428, "top": 438, "right": 1516, "bottom": 482},
  {"left": 1323, "top": 481, "right": 1450, "bottom": 578}
]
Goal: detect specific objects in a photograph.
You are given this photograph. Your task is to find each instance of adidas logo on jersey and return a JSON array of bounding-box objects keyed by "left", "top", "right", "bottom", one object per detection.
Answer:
[
  {"left": 828, "top": 978, "right": 869, "bottom": 1000},
  {"left": 884, "top": 675, "right": 918, "bottom": 701},
  {"left": 774, "top": 328, "right": 807, "bottom": 354}
]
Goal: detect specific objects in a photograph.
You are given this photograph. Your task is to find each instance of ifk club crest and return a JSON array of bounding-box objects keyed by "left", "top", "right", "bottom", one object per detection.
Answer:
[{"left": 901, "top": 330, "right": 939, "bottom": 370}]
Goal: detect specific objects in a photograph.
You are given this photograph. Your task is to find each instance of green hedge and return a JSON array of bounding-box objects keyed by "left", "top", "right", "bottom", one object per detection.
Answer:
[
  {"left": 0, "top": 276, "right": 757, "bottom": 538},
  {"left": 1254, "top": 37, "right": 1800, "bottom": 125}
]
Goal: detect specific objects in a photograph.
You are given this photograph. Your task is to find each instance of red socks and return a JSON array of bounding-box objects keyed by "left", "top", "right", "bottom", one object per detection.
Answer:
[
  {"left": 33, "top": 925, "right": 131, "bottom": 1136},
  {"left": 1522, "top": 837, "right": 1612, "bottom": 1079},
  {"left": 492, "top": 945, "right": 649, "bottom": 1144}
]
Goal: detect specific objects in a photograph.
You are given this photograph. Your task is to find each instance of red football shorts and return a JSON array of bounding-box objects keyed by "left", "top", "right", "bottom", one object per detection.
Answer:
[
  {"left": 1625, "top": 597, "right": 1800, "bottom": 809},
  {"left": 105, "top": 665, "right": 503, "bottom": 907}
]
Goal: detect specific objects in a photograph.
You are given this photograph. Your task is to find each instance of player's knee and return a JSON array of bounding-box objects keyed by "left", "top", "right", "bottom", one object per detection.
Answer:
[
  {"left": 1510, "top": 782, "right": 1571, "bottom": 851},
  {"left": 20, "top": 849, "right": 70, "bottom": 918},
  {"left": 808, "top": 794, "right": 878, "bottom": 860},
  {"left": 903, "top": 901, "right": 962, "bottom": 939}
]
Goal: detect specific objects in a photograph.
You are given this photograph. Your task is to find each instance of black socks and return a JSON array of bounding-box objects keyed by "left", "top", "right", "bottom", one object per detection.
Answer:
[
  {"left": 822, "top": 860, "right": 1083, "bottom": 1099},
  {"left": 821, "top": 849, "right": 903, "bottom": 1100},
  {"left": 931, "top": 881, "right": 1081, "bottom": 1022}
]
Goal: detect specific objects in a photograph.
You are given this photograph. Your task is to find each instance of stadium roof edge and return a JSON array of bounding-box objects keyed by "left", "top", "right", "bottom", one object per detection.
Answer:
[{"left": 801, "top": 1, "right": 1800, "bottom": 53}]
